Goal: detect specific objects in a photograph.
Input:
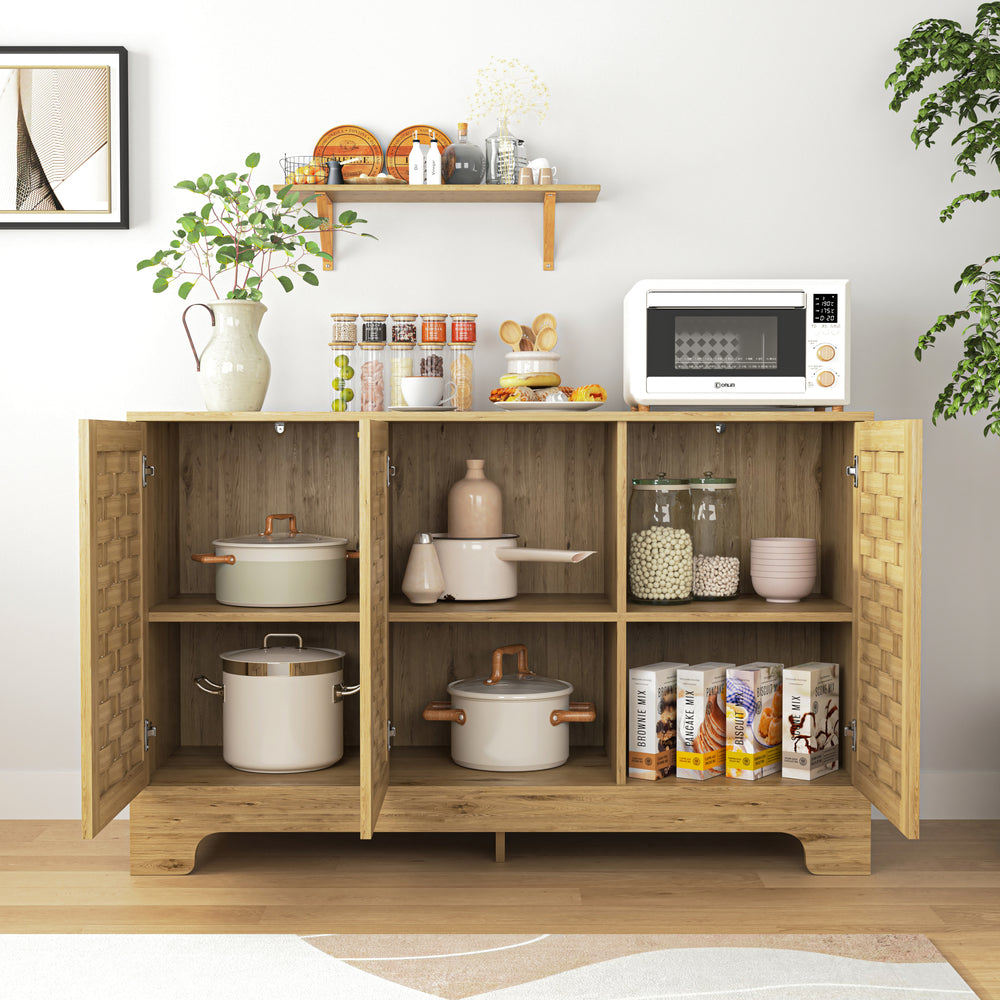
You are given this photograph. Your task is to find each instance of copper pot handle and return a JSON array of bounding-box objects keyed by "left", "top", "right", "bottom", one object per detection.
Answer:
[
  {"left": 191, "top": 553, "right": 236, "bottom": 565},
  {"left": 422, "top": 700, "right": 466, "bottom": 725},
  {"left": 550, "top": 702, "right": 597, "bottom": 726},
  {"left": 347, "top": 550, "right": 360, "bottom": 560},
  {"left": 485, "top": 643, "right": 532, "bottom": 685},
  {"left": 262, "top": 513, "right": 300, "bottom": 536}
]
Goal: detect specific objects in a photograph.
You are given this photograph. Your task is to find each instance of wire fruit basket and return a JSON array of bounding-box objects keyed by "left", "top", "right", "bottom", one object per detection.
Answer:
[{"left": 279, "top": 155, "right": 337, "bottom": 185}]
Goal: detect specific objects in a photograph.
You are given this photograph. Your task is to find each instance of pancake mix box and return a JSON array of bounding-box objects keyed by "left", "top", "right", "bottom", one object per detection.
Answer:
[
  {"left": 782, "top": 661, "right": 840, "bottom": 780},
  {"left": 675, "top": 662, "right": 731, "bottom": 780},
  {"left": 726, "top": 662, "right": 783, "bottom": 780},
  {"left": 628, "top": 662, "right": 683, "bottom": 779}
]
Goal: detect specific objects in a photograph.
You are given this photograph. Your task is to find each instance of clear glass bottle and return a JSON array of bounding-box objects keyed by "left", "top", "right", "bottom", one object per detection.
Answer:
[
  {"left": 389, "top": 342, "right": 414, "bottom": 407},
  {"left": 485, "top": 120, "right": 520, "bottom": 184},
  {"left": 628, "top": 477, "right": 693, "bottom": 604},
  {"left": 357, "top": 342, "right": 386, "bottom": 411},
  {"left": 689, "top": 472, "right": 741, "bottom": 600},
  {"left": 449, "top": 342, "right": 475, "bottom": 411},
  {"left": 330, "top": 340, "right": 358, "bottom": 412},
  {"left": 443, "top": 122, "right": 486, "bottom": 184},
  {"left": 417, "top": 341, "right": 445, "bottom": 378}
]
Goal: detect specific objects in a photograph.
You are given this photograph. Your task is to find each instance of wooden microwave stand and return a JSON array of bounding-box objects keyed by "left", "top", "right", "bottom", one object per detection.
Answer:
[{"left": 79, "top": 410, "right": 921, "bottom": 876}]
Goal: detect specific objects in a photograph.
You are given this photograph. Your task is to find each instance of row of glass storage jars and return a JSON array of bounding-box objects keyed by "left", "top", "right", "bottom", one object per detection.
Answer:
[
  {"left": 330, "top": 341, "right": 474, "bottom": 411},
  {"left": 628, "top": 474, "right": 740, "bottom": 603}
]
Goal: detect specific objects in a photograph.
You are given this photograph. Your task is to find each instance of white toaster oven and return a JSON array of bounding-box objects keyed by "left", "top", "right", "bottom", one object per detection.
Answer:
[{"left": 623, "top": 278, "right": 850, "bottom": 407}]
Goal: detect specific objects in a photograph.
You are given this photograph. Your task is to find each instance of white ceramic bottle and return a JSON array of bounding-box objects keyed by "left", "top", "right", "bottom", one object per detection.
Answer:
[
  {"left": 425, "top": 131, "right": 442, "bottom": 185},
  {"left": 408, "top": 132, "right": 424, "bottom": 185},
  {"left": 401, "top": 533, "right": 446, "bottom": 604}
]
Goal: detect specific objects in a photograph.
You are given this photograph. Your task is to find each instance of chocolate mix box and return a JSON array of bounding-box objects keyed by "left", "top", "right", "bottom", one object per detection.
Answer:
[
  {"left": 726, "top": 661, "right": 783, "bottom": 780},
  {"left": 782, "top": 661, "right": 840, "bottom": 780},
  {"left": 675, "top": 662, "right": 731, "bottom": 780},
  {"left": 628, "top": 662, "right": 683, "bottom": 779}
]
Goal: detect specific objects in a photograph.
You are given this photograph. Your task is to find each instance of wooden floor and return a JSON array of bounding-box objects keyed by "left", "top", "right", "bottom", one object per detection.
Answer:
[{"left": 0, "top": 820, "right": 997, "bottom": 997}]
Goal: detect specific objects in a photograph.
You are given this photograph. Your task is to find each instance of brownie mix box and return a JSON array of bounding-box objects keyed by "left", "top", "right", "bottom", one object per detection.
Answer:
[
  {"left": 782, "top": 661, "right": 840, "bottom": 780},
  {"left": 726, "top": 661, "right": 783, "bottom": 780},
  {"left": 675, "top": 662, "right": 731, "bottom": 780},
  {"left": 628, "top": 662, "right": 683, "bottom": 779}
]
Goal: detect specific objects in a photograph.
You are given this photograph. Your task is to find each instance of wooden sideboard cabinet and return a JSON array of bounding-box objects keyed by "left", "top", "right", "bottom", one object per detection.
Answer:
[{"left": 79, "top": 410, "right": 920, "bottom": 875}]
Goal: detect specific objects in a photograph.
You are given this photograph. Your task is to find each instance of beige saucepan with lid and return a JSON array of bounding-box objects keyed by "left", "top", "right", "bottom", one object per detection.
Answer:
[
  {"left": 422, "top": 644, "right": 596, "bottom": 771},
  {"left": 194, "top": 633, "right": 360, "bottom": 773},
  {"left": 191, "top": 513, "right": 355, "bottom": 607}
]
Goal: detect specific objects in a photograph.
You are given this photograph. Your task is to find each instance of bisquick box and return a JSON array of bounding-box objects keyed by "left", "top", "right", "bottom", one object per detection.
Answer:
[
  {"left": 675, "top": 662, "right": 731, "bottom": 780},
  {"left": 726, "top": 661, "right": 783, "bottom": 780},
  {"left": 782, "top": 661, "right": 840, "bottom": 780},
  {"left": 628, "top": 662, "right": 682, "bottom": 779}
]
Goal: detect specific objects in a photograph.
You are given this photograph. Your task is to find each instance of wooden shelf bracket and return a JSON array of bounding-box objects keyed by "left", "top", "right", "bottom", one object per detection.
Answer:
[
  {"left": 318, "top": 194, "right": 335, "bottom": 271},
  {"left": 543, "top": 192, "right": 557, "bottom": 271}
]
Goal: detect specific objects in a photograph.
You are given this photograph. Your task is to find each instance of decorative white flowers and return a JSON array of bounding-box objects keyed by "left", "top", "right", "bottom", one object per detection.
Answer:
[{"left": 468, "top": 57, "right": 550, "bottom": 128}]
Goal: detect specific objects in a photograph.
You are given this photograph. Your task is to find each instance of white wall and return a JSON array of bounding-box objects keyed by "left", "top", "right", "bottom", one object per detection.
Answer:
[{"left": 1, "top": 0, "right": 997, "bottom": 821}]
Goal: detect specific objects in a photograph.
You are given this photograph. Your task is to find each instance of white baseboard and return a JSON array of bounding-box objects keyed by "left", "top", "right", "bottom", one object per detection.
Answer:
[{"left": 1, "top": 769, "right": 996, "bottom": 821}]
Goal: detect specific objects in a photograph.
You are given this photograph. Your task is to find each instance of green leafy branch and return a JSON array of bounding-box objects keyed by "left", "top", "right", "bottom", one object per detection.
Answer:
[
  {"left": 136, "top": 152, "right": 376, "bottom": 301},
  {"left": 887, "top": 3, "right": 1000, "bottom": 436}
]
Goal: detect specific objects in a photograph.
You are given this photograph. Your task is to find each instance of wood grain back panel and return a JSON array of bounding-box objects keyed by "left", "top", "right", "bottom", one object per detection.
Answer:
[
  {"left": 626, "top": 422, "right": 823, "bottom": 594},
  {"left": 178, "top": 422, "right": 360, "bottom": 594},
  {"left": 387, "top": 421, "right": 606, "bottom": 594},
  {"left": 852, "top": 419, "right": 922, "bottom": 839},
  {"left": 80, "top": 420, "right": 148, "bottom": 838}
]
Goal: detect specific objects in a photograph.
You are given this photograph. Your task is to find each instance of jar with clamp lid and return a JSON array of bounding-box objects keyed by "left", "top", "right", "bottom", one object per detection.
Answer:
[
  {"left": 628, "top": 477, "right": 693, "bottom": 604},
  {"left": 689, "top": 472, "right": 741, "bottom": 600}
]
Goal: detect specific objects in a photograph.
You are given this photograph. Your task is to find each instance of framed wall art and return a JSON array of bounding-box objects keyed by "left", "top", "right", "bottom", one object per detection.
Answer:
[{"left": 0, "top": 46, "right": 128, "bottom": 229}]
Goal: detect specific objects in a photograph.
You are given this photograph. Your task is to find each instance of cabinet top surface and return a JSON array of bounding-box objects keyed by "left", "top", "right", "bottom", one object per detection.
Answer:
[{"left": 125, "top": 409, "right": 876, "bottom": 423}]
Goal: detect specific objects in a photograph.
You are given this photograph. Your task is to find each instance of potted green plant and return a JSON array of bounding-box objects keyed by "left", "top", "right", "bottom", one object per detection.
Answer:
[
  {"left": 137, "top": 152, "right": 374, "bottom": 412},
  {"left": 887, "top": 3, "right": 1000, "bottom": 436}
]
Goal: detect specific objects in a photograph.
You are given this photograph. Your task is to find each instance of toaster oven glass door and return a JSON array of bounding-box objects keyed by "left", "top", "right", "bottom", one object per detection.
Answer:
[{"left": 646, "top": 307, "right": 806, "bottom": 384}]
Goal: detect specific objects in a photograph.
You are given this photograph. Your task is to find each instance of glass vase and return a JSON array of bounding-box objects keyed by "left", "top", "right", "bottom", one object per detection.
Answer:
[{"left": 485, "top": 120, "right": 520, "bottom": 185}]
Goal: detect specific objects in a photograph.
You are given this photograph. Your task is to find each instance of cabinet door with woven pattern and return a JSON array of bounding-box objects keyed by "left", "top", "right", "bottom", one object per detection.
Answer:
[
  {"left": 852, "top": 419, "right": 921, "bottom": 839},
  {"left": 80, "top": 420, "right": 149, "bottom": 838},
  {"left": 359, "top": 419, "right": 390, "bottom": 838}
]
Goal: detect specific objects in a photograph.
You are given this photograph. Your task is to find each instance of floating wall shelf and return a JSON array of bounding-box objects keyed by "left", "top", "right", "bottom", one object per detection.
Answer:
[{"left": 282, "top": 183, "right": 601, "bottom": 271}]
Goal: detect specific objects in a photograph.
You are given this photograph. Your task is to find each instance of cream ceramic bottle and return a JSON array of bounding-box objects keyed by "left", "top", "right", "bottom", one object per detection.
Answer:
[{"left": 447, "top": 459, "right": 502, "bottom": 537}]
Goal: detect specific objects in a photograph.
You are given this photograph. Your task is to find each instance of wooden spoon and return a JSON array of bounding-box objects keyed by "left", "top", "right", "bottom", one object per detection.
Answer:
[
  {"left": 536, "top": 326, "right": 558, "bottom": 352},
  {"left": 520, "top": 324, "right": 536, "bottom": 350},
  {"left": 532, "top": 312, "right": 556, "bottom": 336},
  {"left": 499, "top": 320, "right": 522, "bottom": 347}
]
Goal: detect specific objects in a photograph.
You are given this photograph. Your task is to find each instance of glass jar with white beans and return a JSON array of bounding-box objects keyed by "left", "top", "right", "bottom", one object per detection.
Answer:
[
  {"left": 628, "top": 477, "right": 693, "bottom": 604},
  {"left": 689, "top": 472, "right": 741, "bottom": 600}
]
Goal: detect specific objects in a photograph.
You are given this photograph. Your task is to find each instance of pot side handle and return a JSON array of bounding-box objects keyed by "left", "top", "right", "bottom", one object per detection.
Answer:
[
  {"left": 194, "top": 676, "right": 224, "bottom": 696},
  {"left": 191, "top": 553, "right": 236, "bottom": 565},
  {"left": 550, "top": 701, "right": 596, "bottom": 726},
  {"left": 422, "top": 701, "right": 466, "bottom": 725}
]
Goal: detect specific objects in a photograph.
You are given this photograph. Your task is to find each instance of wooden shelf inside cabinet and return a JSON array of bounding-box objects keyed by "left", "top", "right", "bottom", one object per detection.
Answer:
[
  {"left": 148, "top": 594, "right": 361, "bottom": 623},
  {"left": 280, "top": 183, "right": 601, "bottom": 271},
  {"left": 624, "top": 595, "right": 852, "bottom": 622},
  {"left": 389, "top": 593, "right": 617, "bottom": 622},
  {"left": 149, "top": 746, "right": 361, "bottom": 787}
]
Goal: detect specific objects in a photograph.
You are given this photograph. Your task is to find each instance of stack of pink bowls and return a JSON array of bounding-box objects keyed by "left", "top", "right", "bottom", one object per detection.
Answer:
[{"left": 750, "top": 538, "right": 817, "bottom": 603}]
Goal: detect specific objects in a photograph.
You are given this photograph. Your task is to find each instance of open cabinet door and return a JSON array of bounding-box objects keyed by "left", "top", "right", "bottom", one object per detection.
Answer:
[
  {"left": 80, "top": 420, "right": 149, "bottom": 838},
  {"left": 852, "top": 419, "right": 922, "bottom": 839},
  {"left": 359, "top": 419, "right": 390, "bottom": 838}
]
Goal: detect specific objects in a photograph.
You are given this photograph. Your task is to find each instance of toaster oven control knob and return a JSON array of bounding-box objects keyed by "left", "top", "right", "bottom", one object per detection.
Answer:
[
  {"left": 816, "top": 344, "right": 836, "bottom": 362},
  {"left": 816, "top": 370, "right": 836, "bottom": 388}
]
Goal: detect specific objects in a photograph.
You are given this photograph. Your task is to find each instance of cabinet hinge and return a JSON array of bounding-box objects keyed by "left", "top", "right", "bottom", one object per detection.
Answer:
[
  {"left": 387, "top": 720, "right": 396, "bottom": 751},
  {"left": 386, "top": 455, "right": 397, "bottom": 488},
  {"left": 144, "top": 719, "right": 157, "bottom": 752},
  {"left": 843, "top": 718, "right": 857, "bottom": 753},
  {"left": 846, "top": 456, "right": 859, "bottom": 489},
  {"left": 142, "top": 455, "right": 156, "bottom": 488}
]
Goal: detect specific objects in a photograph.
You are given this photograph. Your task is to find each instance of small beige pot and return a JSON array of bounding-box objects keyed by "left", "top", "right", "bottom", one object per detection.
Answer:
[{"left": 423, "top": 644, "right": 596, "bottom": 771}]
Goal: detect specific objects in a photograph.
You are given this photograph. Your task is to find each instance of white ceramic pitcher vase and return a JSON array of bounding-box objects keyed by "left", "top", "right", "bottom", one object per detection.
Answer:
[{"left": 182, "top": 300, "right": 270, "bottom": 412}]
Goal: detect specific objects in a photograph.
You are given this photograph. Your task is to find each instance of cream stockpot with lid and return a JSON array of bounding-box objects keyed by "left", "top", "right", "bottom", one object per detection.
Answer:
[
  {"left": 194, "top": 633, "right": 360, "bottom": 773},
  {"left": 628, "top": 476, "right": 693, "bottom": 604},
  {"left": 689, "top": 472, "right": 741, "bottom": 600},
  {"left": 191, "top": 513, "right": 353, "bottom": 607},
  {"left": 421, "top": 644, "right": 596, "bottom": 772}
]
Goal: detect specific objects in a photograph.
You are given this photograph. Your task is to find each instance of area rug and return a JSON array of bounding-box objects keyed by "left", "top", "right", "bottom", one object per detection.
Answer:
[{"left": 0, "top": 933, "right": 979, "bottom": 999}]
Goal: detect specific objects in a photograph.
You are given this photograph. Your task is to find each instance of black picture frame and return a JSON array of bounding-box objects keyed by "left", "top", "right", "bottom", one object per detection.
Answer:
[{"left": 0, "top": 46, "right": 128, "bottom": 229}]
